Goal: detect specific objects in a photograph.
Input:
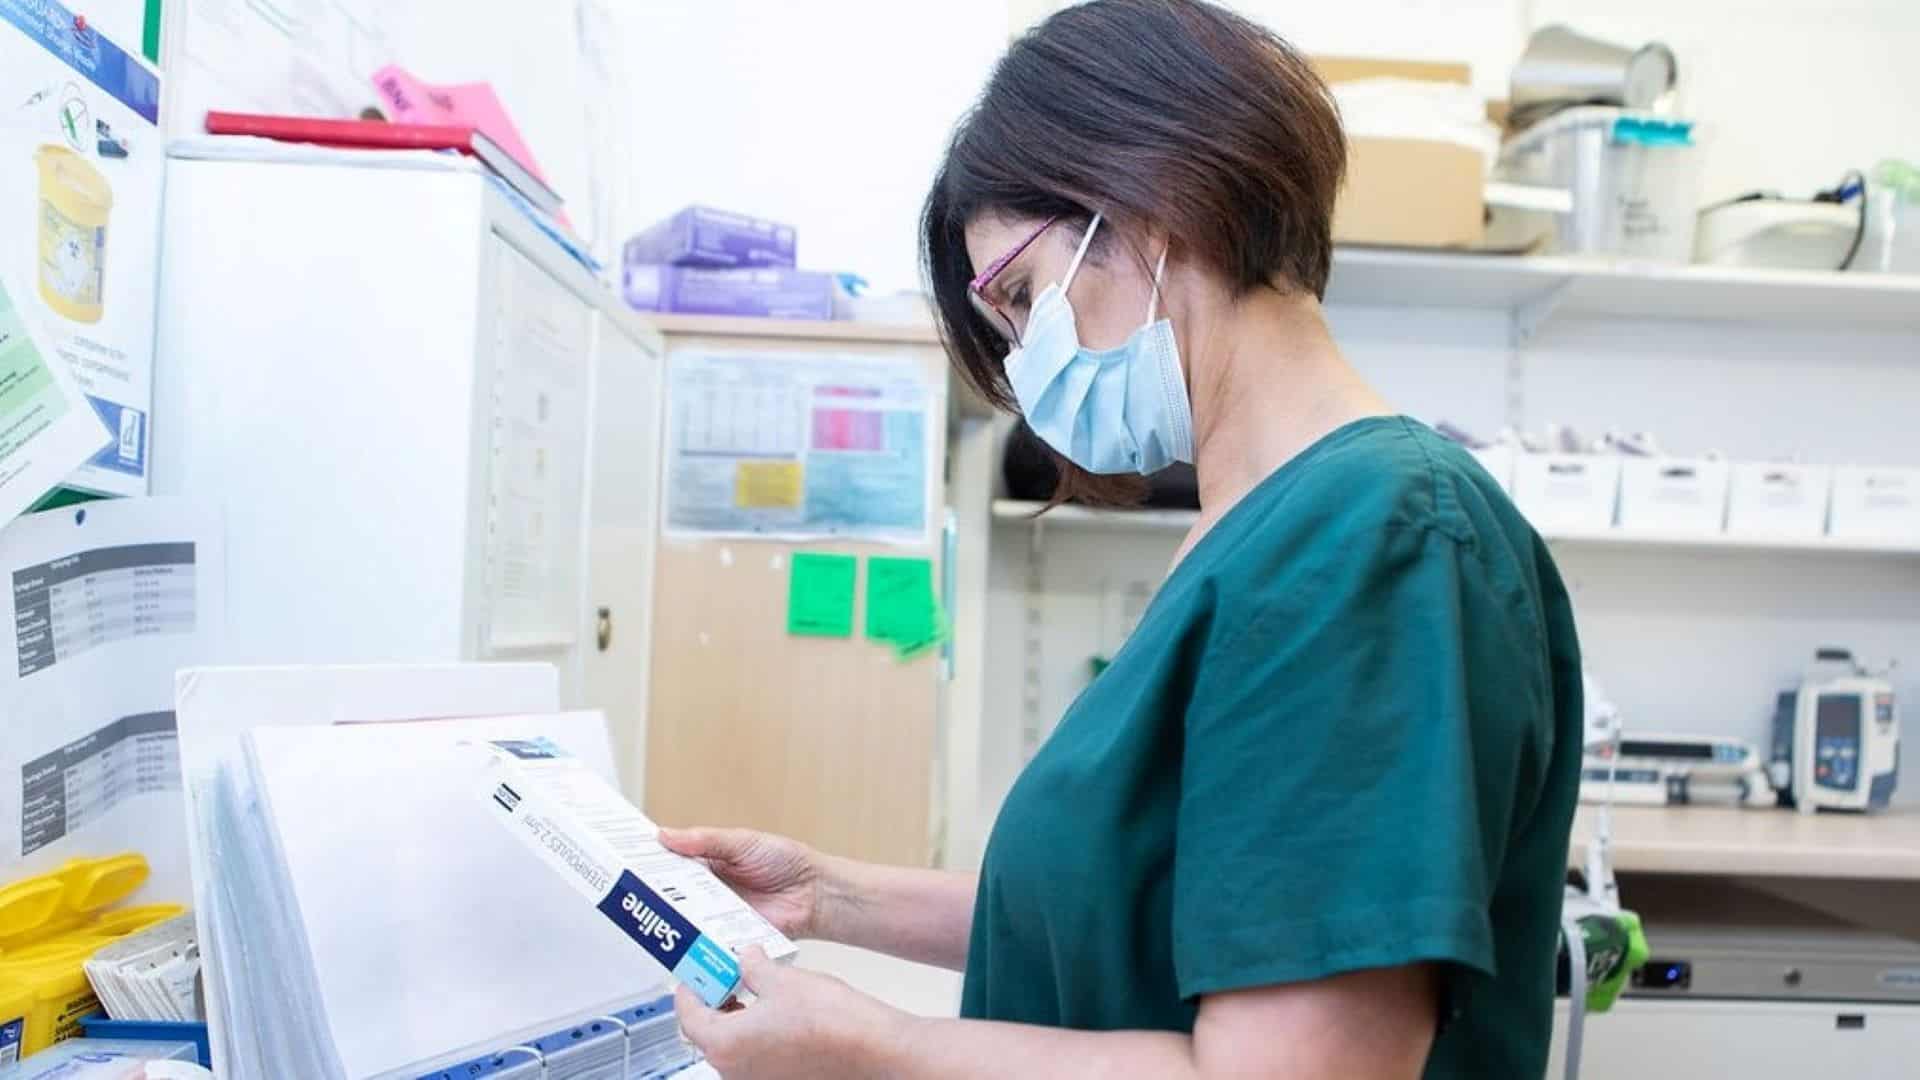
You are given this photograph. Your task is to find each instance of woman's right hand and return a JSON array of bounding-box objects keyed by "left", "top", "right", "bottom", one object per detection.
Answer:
[{"left": 658, "top": 826, "right": 828, "bottom": 940}]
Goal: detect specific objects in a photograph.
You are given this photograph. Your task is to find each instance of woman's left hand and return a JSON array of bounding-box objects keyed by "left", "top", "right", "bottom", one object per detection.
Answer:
[{"left": 676, "top": 947, "right": 909, "bottom": 1079}]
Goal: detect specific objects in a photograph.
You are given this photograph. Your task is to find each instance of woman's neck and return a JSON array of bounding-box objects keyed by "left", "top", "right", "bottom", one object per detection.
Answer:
[{"left": 1186, "top": 286, "right": 1392, "bottom": 521}]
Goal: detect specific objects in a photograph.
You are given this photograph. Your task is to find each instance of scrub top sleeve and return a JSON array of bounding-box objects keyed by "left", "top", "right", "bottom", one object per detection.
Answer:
[{"left": 1171, "top": 524, "right": 1513, "bottom": 1004}]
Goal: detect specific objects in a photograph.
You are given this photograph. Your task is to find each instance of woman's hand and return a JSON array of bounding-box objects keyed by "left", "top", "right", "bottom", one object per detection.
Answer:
[
  {"left": 675, "top": 948, "right": 908, "bottom": 1080},
  {"left": 659, "top": 826, "right": 828, "bottom": 939}
]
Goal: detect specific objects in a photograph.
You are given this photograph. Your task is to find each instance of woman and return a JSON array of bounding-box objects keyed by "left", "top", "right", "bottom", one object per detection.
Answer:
[{"left": 666, "top": 2, "right": 1583, "bottom": 1076}]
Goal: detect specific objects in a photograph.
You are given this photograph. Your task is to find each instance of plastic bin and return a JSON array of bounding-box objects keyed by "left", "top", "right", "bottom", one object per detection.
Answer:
[
  {"left": 1, "top": 982, "right": 26, "bottom": 1065},
  {"left": 0, "top": 946, "right": 100, "bottom": 1057},
  {"left": 1858, "top": 160, "right": 1920, "bottom": 274},
  {"left": 1497, "top": 107, "right": 1701, "bottom": 262}
]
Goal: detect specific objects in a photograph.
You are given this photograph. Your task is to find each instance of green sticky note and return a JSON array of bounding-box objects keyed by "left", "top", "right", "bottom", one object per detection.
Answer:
[
  {"left": 866, "top": 557, "right": 943, "bottom": 657},
  {"left": 143, "top": 0, "right": 164, "bottom": 64},
  {"left": 893, "top": 597, "right": 949, "bottom": 661},
  {"left": 787, "top": 553, "right": 857, "bottom": 637}
]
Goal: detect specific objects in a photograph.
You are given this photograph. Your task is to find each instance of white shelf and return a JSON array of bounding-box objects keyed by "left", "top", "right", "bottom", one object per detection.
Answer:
[
  {"left": 990, "top": 499, "right": 1920, "bottom": 557},
  {"left": 1538, "top": 527, "right": 1920, "bottom": 557},
  {"left": 992, "top": 500, "right": 1197, "bottom": 533},
  {"left": 1324, "top": 248, "right": 1920, "bottom": 331},
  {"left": 1570, "top": 804, "right": 1920, "bottom": 881}
]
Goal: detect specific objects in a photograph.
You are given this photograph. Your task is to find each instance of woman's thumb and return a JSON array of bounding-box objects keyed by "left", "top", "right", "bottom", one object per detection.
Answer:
[{"left": 660, "top": 825, "right": 737, "bottom": 860}]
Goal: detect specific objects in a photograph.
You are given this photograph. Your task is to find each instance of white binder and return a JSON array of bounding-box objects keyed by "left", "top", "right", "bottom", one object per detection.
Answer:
[{"left": 175, "top": 664, "right": 703, "bottom": 1079}]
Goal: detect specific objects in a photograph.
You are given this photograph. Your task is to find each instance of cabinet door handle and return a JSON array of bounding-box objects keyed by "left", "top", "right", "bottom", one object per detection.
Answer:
[{"left": 596, "top": 606, "right": 613, "bottom": 652}]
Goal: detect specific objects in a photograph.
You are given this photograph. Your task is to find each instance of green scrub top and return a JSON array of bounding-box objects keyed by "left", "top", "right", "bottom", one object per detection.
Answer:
[{"left": 961, "top": 417, "right": 1583, "bottom": 1079}]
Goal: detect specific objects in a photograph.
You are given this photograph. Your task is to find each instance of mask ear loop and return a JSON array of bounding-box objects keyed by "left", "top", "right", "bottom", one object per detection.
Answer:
[
  {"left": 1059, "top": 212, "right": 1102, "bottom": 295},
  {"left": 1145, "top": 244, "right": 1170, "bottom": 325}
]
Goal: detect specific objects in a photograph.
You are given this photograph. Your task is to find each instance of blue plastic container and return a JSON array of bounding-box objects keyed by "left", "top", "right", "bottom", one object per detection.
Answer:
[{"left": 78, "top": 1015, "right": 212, "bottom": 1067}]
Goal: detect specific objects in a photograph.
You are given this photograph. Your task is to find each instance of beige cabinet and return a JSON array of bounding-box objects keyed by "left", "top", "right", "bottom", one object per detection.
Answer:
[{"left": 639, "top": 316, "right": 953, "bottom": 867}]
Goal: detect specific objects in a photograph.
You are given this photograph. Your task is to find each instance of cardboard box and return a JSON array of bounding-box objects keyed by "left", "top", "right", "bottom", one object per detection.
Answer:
[{"left": 1315, "top": 57, "right": 1486, "bottom": 249}]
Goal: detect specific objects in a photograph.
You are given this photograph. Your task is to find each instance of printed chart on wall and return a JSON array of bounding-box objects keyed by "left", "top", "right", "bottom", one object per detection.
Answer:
[
  {"left": 666, "top": 352, "right": 936, "bottom": 544},
  {"left": 0, "top": 0, "right": 165, "bottom": 505},
  {"left": 0, "top": 498, "right": 224, "bottom": 909}
]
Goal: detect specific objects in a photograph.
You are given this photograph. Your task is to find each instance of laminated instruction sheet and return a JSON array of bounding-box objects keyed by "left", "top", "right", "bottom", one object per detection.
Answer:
[
  {"left": 0, "top": 0, "right": 165, "bottom": 501},
  {"left": 0, "top": 498, "right": 223, "bottom": 908},
  {"left": 665, "top": 351, "right": 936, "bottom": 543}
]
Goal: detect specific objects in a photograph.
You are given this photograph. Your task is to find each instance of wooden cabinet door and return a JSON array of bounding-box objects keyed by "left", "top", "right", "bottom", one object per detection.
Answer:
[{"left": 642, "top": 320, "right": 948, "bottom": 866}]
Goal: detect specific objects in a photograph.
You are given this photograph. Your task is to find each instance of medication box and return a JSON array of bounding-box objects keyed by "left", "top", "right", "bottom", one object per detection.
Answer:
[
  {"left": 625, "top": 206, "right": 797, "bottom": 269},
  {"left": 1513, "top": 454, "right": 1622, "bottom": 533},
  {"left": 1616, "top": 458, "right": 1730, "bottom": 535},
  {"left": 1726, "top": 463, "right": 1832, "bottom": 540},
  {"left": 623, "top": 265, "right": 836, "bottom": 321},
  {"left": 475, "top": 738, "right": 797, "bottom": 1007},
  {"left": 1828, "top": 466, "right": 1920, "bottom": 542}
]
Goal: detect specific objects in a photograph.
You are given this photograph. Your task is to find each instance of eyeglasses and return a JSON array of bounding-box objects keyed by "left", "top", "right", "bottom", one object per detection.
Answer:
[{"left": 967, "top": 214, "right": 1060, "bottom": 346}]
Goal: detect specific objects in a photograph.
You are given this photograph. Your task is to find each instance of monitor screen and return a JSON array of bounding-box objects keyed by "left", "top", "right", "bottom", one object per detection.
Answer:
[{"left": 1817, "top": 694, "right": 1862, "bottom": 740}]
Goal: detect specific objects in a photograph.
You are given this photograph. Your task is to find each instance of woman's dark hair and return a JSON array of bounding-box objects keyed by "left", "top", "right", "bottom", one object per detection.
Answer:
[{"left": 921, "top": 0, "right": 1345, "bottom": 504}]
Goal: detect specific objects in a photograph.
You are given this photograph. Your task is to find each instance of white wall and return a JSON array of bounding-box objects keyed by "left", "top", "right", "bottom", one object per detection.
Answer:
[
  {"left": 614, "top": 1, "right": 1011, "bottom": 293},
  {"left": 164, "top": 0, "right": 623, "bottom": 258}
]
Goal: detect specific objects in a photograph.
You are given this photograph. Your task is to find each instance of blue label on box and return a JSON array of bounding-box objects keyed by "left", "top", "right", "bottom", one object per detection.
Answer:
[
  {"left": 0, "top": 1016, "right": 22, "bottom": 1064},
  {"left": 595, "top": 869, "right": 740, "bottom": 1006},
  {"left": 0, "top": 0, "right": 161, "bottom": 123},
  {"left": 84, "top": 395, "right": 146, "bottom": 476}
]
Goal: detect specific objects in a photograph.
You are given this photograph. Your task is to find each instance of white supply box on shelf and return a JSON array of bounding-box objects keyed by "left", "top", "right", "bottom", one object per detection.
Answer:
[
  {"left": 1470, "top": 444, "right": 1517, "bottom": 493},
  {"left": 1514, "top": 454, "right": 1622, "bottom": 532},
  {"left": 1828, "top": 467, "right": 1920, "bottom": 542},
  {"left": 1617, "top": 458, "right": 1730, "bottom": 535},
  {"left": 1726, "top": 463, "right": 1832, "bottom": 540}
]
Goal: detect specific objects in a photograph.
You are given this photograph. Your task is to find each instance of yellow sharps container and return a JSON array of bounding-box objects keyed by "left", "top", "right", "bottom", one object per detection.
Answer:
[{"left": 33, "top": 145, "right": 114, "bottom": 325}]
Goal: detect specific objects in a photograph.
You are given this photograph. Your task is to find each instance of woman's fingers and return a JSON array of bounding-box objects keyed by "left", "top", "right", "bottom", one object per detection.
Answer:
[
  {"left": 674, "top": 983, "right": 721, "bottom": 1047},
  {"left": 736, "top": 946, "right": 777, "bottom": 994},
  {"left": 659, "top": 825, "right": 737, "bottom": 859}
]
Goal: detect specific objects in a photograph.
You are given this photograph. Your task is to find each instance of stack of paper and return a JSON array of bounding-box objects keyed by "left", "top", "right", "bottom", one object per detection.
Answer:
[
  {"left": 192, "top": 706, "right": 697, "bottom": 1078},
  {"left": 83, "top": 913, "right": 201, "bottom": 1022}
]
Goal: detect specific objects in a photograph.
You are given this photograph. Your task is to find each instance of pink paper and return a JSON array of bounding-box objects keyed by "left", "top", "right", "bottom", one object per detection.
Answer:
[{"left": 371, "top": 64, "right": 551, "bottom": 190}]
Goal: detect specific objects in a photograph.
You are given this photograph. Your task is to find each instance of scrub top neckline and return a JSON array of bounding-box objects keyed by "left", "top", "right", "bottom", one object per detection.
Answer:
[{"left": 1156, "top": 412, "right": 1411, "bottom": 587}]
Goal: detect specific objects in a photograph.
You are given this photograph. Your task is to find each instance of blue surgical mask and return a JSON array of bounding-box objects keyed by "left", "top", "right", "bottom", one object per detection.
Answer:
[{"left": 1005, "top": 214, "right": 1195, "bottom": 475}]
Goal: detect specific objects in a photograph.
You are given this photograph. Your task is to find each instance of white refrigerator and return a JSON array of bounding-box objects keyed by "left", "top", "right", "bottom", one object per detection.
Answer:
[{"left": 152, "top": 151, "right": 662, "bottom": 790}]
